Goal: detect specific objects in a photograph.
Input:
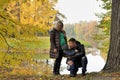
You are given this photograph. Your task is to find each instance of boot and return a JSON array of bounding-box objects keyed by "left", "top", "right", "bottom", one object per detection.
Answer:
[
  {"left": 56, "top": 63, "right": 61, "bottom": 75},
  {"left": 82, "top": 70, "right": 86, "bottom": 76},
  {"left": 53, "top": 62, "right": 61, "bottom": 75}
]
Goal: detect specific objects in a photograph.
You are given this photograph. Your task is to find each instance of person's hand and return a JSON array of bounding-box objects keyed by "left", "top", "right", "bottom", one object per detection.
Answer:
[
  {"left": 75, "top": 49, "right": 78, "bottom": 52},
  {"left": 53, "top": 48, "right": 57, "bottom": 53},
  {"left": 67, "top": 60, "right": 73, "bottom": 66}
]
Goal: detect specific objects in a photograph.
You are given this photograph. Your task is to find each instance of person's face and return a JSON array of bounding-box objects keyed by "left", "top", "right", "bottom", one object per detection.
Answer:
[
  {"left": 68, "top": 41, "right": 76, "bottom": 48},
  {"left": 56, "top": 25, "right": 63, "bottom": 31}
]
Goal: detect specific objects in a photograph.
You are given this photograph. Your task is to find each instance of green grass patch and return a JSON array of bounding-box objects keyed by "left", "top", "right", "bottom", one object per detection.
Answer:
[
  {"left": 5, "top": 37, "right": 50, "bottom": 50},
  {"left": 78, "top": 40, "right": 92, "bottom": 47},
  {"left": 67, "top": 37, "right": 92, "bottom": 47},
  {"left": 2, "top": 37, "right": 91, "bottom": 50}
]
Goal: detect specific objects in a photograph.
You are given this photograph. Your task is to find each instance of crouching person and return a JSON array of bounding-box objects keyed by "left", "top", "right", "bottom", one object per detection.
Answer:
[{"left": 63, "top": 38, "right": 88, "bottom": 77}]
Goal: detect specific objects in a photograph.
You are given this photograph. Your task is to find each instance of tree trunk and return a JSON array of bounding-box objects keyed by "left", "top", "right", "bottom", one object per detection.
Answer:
[{"left": 103, "top": 0, "right": 120, "bottom": 72}]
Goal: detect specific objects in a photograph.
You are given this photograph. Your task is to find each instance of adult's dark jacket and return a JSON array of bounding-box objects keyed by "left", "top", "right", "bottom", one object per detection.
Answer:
[
  {"left": 49, "top": 28, "right": 67, "bottom": 58},
  {"left": 63, "top": 41, "right": 86, "bottom": 65}
]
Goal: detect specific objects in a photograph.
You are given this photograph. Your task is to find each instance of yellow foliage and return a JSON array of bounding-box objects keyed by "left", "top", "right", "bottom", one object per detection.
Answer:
[
  {"left": 6, "top": 0, "right": 58, "bottom": 34},
  {"left": 0, "top": 0, "right": 58, "bottom": 75},
  {"left": 11, "top": 67, "right": 35, "bottom": 75},
  {"left": 103, "top": 16, "right": 111, "bottom": 21}
]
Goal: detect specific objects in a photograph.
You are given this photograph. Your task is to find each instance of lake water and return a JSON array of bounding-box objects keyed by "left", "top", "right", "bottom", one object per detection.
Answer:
[{"left": 46, "top": 48, "right": 105, "bottom": 75}]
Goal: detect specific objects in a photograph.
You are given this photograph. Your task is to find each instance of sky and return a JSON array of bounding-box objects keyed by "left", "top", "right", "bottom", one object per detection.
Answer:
[{"left": 55, "top": 0, "right": 105, "bottom": 23}]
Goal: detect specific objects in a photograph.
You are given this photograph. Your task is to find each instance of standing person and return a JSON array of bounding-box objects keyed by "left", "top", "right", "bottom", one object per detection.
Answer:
[{"left": 49, "top": 21, "right": 67, "bottom": 75}]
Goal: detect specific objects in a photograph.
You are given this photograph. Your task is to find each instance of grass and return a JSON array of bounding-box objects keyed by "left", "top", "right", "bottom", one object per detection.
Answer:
[
  {"left": 0, "top": 72, "right": 119, "bottom": 80},
  {"left": 67, "top": 37, "right": 92, "bottom": 47},
  {"left": 100, "top": 52, "right": 107, "bottom": 61},
  {"left": 4, "top": 37, "right": 91, "bottom": 50},
  {"left": 33, "top": 53, "right": 49, "bottom": 60},
  {"left": 6, "top": 37, "right": 50, "bottom": 50},
  {"left": 1, "top": 36, "right": 106, "bottom": 60},
  {"left": 78, "top": 39, "right": 92, "bottom": 47},
  {"left": 0, "top": 36, "right": 108, "bottom": 61}
]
